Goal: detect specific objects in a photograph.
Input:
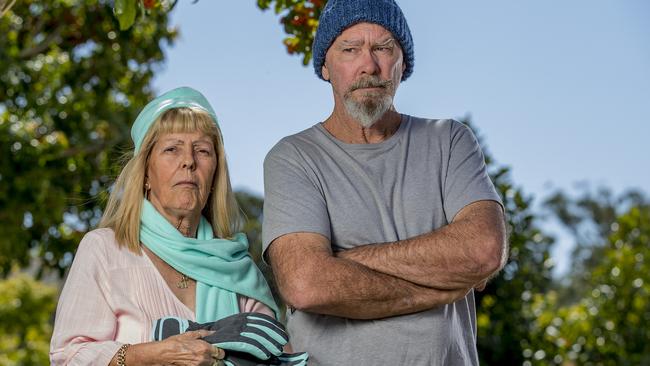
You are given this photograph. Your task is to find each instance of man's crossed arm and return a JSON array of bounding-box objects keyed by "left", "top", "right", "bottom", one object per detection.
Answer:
[
  {"left": 267, "top": 200, "right": 507, "bottom": 320},
  {"left": 337, "top": 200, "right": 507, "bottom": 289}
]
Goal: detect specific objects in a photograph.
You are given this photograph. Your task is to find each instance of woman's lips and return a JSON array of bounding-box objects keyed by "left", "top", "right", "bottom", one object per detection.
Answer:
[{"left": 175, "top": 181, "right": 197, "bottom": 187}]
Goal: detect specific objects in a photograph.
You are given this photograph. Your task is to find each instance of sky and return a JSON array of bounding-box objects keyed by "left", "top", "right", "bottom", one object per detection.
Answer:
[{"left": 154, "top": 0, "right": 650, "bottom": 275}]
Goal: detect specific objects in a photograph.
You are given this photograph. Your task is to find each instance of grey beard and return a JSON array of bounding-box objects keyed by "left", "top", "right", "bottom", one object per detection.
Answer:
[{"left": 343, "top": 93, "right": 393, "bottom": 128}]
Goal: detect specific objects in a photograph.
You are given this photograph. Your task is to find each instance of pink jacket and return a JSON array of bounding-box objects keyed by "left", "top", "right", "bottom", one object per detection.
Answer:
[{"left": 50, "top": 228, "right": 274, "bottom": 365}]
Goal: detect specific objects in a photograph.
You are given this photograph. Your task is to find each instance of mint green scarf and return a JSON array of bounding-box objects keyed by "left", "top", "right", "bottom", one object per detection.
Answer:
[{"left": 139, "top": 199, "right": 278, "bottom": 322}]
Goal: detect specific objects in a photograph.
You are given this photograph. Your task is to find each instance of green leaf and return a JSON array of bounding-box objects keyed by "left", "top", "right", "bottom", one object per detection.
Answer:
[{"left": 114, "top": 0, "right": 137, "bottom": 31}]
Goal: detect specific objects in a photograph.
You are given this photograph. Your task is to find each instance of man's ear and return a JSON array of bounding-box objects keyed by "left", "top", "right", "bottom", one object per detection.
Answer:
[{"left": 322, "top": 64, "right": 330, "bottom": 81}]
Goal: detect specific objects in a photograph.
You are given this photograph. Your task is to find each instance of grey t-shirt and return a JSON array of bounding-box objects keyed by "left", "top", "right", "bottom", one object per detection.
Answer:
[{"left": 262, "top": 115, "right": 502, "bottom": 366}]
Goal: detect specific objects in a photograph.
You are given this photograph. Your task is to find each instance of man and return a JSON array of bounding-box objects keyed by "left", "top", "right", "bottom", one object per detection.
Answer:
[{"left": 262, "top": 0, "right": 507, "bottom": 364}]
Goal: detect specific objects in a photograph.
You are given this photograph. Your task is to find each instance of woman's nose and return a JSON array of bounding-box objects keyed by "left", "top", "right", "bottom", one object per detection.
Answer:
[{"left": 181, "top": 151, "right": 196, "bottom": 170}]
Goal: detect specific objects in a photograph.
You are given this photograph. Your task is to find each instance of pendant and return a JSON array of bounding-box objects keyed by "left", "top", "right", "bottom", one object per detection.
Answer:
[{"left": 177, "top": 274, "right": 189, "bottom": 289}]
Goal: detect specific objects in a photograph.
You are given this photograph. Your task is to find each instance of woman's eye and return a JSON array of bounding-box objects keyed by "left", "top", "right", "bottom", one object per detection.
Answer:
[
  {"left": 196, "top": 147, "right": 212, "bottom": 155},
  {"left": 163, "top": 146, "right": 176, "bottom": 152}
]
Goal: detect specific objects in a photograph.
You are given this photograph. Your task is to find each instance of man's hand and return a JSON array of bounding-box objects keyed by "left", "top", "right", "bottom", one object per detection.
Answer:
[{"left": 474, "top": 279, "right": 488, "bottom": 292}]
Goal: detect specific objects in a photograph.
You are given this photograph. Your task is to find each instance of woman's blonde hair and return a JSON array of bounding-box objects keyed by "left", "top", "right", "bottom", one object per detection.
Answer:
[{"left": 99, "top": 107, "right": 242, "bottom": 253}]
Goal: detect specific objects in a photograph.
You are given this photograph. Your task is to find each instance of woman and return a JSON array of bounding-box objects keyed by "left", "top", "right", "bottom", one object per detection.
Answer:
[{"left": 50, "top": 87, "right": 287, "bottom": 366}]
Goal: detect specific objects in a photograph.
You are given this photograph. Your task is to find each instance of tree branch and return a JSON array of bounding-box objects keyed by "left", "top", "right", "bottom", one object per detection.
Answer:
[
  {"left": 0, "top": 0, "right": 16, "bottom": 18},
  {"left": 19, "top": 25, "right": 64, "bottom": 59}
]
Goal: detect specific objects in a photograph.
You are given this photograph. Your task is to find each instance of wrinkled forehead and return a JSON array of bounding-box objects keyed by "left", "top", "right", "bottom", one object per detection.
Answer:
[
  {"left": 156, "top": 131, "right": 214, "bottom": 144},
  {"left": 332, "top": 22, "right": 399, "bottom": 47}
]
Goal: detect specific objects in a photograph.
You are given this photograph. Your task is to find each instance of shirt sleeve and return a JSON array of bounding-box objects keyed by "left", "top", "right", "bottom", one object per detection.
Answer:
[
  {"left": 50, "top": 231, "right": 122, "bottom": 366},
  {"left": 262, "top": 140, "right": 331, "bottom": 257},
  {"left": 237, "top": 295, "right": 276, "bottom": 318},
  {"left": 443, "top": 120, "right": 503, "bottom": 223}
]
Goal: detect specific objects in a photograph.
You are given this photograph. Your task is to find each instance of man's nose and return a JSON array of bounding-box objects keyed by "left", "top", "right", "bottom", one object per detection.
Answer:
[{"left": 358, "top": 48, "right": 380, "bottom": 76}]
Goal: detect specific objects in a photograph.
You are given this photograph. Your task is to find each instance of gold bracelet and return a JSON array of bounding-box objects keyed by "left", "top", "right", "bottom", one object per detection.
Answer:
[{"left": 116, "top": 343, "right": 130, "bottom": 366}]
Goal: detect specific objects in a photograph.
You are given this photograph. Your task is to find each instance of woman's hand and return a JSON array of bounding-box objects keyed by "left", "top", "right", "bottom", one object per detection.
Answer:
[
  {"left": 158, "top": 330, "right": 220, "bottom": 365},
  {"left": 112, "top": 330, "right": 224, "bottom": 366}
]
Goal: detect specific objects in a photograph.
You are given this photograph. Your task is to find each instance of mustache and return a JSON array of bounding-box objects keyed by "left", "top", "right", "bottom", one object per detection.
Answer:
[{"left": 347, "top": 77, "right": 393, "bottom": 93}]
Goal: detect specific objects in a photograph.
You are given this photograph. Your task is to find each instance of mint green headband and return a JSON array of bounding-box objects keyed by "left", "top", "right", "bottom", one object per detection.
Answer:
[{"left": 131, "top": 87, "right": 219, "bottom": 153}]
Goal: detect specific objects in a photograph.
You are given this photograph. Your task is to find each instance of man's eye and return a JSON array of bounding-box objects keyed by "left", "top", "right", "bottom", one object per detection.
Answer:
[{"left": 343, "top": 48, "right": 355, "bottom": 53}]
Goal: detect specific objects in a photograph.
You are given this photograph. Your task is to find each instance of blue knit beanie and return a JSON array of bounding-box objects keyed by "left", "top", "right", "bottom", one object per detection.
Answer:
[{"left": 312, "top": 0, "right": 414, "bottom": 82}]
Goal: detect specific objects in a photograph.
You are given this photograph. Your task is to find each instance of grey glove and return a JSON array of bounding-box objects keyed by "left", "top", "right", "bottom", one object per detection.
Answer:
[
  {"left": 273, "top": 352, "right": 309, "bottom": 366},
  {"left": 152, "top": 313, "right": 288, "bottom": 360},
  {"left": 222, "top": 351, "right": 309, "bottom": 366}
]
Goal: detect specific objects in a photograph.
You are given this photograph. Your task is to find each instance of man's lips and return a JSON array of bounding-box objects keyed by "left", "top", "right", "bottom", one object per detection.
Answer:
[
  {"left": 348, "top": 85, "right": 388, "bottom": 96},
  {"left": 353, "top": 85, "right": 385, "bottom": 91}
]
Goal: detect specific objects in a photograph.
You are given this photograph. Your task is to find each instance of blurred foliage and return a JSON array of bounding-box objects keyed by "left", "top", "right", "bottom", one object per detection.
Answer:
[
  {"left": 257, "top": 0, "right": 325, "bottom": 66},
  {"left": 236, "top": 191, "right": 275, "bottom": 293},
  {"left": 526, "top": 203, "right": 650, "bottom": 365},
  {"left": 112, "top": 0, "right": 325, "bottom": 65},
  {"left": 544, "top": 187, "right": 648, "bottom": 304},
  {"left": 237, "top": 191, "right": 264, "bottom": 258},
  {"left": 0, "top": 273, "right": 57, "bottom": 365},
  {"left": 0, "top": 0, "right": 176, "bottom": 279},
  {"left": 236, "top": 191, "right": 284, "bottom": 314},
  {"left": 112, "top": 0, "right": 173, "bottom": 30},
  {"left": 463, "top": 118, "right": 555, "bottom": 365}
]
